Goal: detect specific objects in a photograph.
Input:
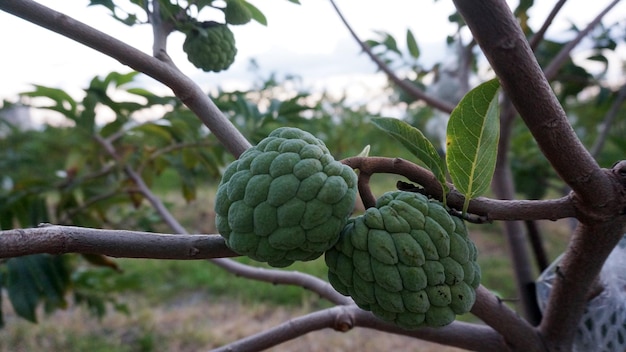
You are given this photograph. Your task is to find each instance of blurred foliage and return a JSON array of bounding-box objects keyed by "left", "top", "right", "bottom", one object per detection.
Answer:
[{"left": 0, "top": 66, "right": 412, "bottom": 326}]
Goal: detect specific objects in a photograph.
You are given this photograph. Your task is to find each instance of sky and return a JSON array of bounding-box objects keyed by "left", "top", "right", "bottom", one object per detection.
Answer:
[{"left": 1, "top": 1, "right": 625, "bottom": 105}]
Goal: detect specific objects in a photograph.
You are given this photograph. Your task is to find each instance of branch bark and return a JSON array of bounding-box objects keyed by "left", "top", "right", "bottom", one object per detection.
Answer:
[
  {"left": 451, "top": 0, "right": 613, "bottom": 209},
  {"left": 342, "top": 156, "right": 576, "bottom": 221},
  {"left": 471, "top": 285, "right": 546, "bottom": 351},
  {"left": 214, "top": 304, "right": 508, "bottom": 352},
  {"left": 0, "top": 0, "right": 251, "bottom": 158},
  {"left": 0, "top": 225, "right": 236, "bottom": 259}
]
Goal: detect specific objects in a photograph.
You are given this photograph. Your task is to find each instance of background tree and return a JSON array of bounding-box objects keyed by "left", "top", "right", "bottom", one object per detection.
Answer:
[{"left": 1, "top": 0, "right": 626, "bottom": 351}]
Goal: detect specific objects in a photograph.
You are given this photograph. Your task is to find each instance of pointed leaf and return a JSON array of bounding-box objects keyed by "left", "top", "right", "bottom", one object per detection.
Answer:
[
  {"left": 244, "top": 2, "right": 267, "bottom": 26},
  {"left": 406, "top": 29, "right": 420, "bottom": 59},
  {"left": 446, "top": 79, "right": 500, "bottom": 211},
  {"left": 372, "top": 117, "right": 446, "bottom": 189}
]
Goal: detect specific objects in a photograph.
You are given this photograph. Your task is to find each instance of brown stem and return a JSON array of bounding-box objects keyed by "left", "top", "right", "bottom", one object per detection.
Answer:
[
  {"left": 342, "top": 156, "right": 576, "bottom": 221},
  {"left": 353, "top": 306, "right": 508, "bottom": 351},
  {"left": 492, "top": 97, "right": 540, "bottom": 323},
  {"left": 471, "top": 285, "right": 546, "bottom": 351},
  {"left": 526, "top": 220, "right": 550, "bottom": 271},
  {"left": 357, "top": 172, "right": 376, "bottom": 208},
  {"left": 328, "top": 0, "right": 456, "bottom": 114},
  {"left": 0, "top": 225, "right": 236, "bottom": 259},
  {"left": 211, "top": 306, "right": 353, "bottom": 352}
]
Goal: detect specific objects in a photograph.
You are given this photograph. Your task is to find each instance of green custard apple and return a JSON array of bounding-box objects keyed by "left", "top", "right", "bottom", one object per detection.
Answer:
[
  {"left": 215, "top": 127, "right": 358, "bottom": 267},
  {"left": 325, "top": 190, "right": 481, "bottom": 329},
  {"left": 183, "top": 22, "right": 237, "bottom": 72}
]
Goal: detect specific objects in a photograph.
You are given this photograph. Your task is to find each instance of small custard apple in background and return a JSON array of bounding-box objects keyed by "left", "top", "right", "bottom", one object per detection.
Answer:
[
  {"left": 215, "top": 127, "right": 358, "bottom": 267},
  {"left": 223, "top": 0, "right": 252, "bottom": 25},
  {"left": 183, "top": 21, "right": 237, "bottom": 72},
  {"left": 325, "top": 191, "right": 481, "bottom": 329}
]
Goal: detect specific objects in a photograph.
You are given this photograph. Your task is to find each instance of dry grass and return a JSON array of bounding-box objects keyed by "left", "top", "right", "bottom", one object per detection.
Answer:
[{"left": 1, "top": 291, "right": 468, "bottom": 352}]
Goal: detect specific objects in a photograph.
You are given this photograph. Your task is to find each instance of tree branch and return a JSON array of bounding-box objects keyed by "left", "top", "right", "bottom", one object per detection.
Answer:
[
  {"left": 328, "top": 0, "right": 456, "bottom": 114},
  {"left": 528, "top": 0, "right": 568, "bottom": 50},
  {"left": 209, "top": 258, "right": 352, "bottom": 306},
  {"left": 95, "top": 134, "right": 351, "bottom": 305},
  {"left": 214, "top": 304, "right": 508, "bottom": 352},
  {"left": 0, "top": 225, "right": 236, "bottom": 259},
  {"left": 543, "top": 0, "right": 622, "bottom": 81},
  {"left": 471, "top": 285, "right": 546, "bottom": 351},
  {"left": 342, "top": 156, "right": 576, "bottom": 221},
  {"left": 451, "top": 0, "right": 613, "bottom": 209},
  {"left": 590, "top": 83, "right": 626, "bottom": 158},
  {"left": 352, "top": 306, "right": 507, "bottom": 352},
  {"left": 492, "top": 99, "right": 541, "bottom": 323},
  {"left": 0, "top": 0, "right": 251, "bottom": 158}
]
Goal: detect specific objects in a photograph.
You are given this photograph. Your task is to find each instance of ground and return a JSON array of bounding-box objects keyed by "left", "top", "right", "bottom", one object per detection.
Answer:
[{"left": 0, "top": 290, "right": 468, "bottom": 352}]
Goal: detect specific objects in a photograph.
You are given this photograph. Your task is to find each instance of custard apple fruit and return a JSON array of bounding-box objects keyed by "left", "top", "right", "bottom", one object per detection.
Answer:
[
  {"left": 325, "top": 191, "right": 481, "bottom": 329},
  {"left": 215, "top": 127, "right": 357, "bottom": 267},
  {"left": 224, "top": 0, "right": 252, "bottom": 25},
  {"left": 183, "top": 22, "right": 237, "bottom": 72}
]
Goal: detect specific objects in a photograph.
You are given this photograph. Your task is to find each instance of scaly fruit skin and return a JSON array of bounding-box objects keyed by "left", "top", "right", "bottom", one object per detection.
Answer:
[
  {"left": 215, "top": 127, "right": 357, "bottom": 267},
  {"left": 224, "top": 0, "right": 252, "bottom": 25},
  {"left": 325, "top": 191, "right": 481, "bottom": 329},
  {"left": 183, "top": 23, "right": 237, "bottom": 72}
]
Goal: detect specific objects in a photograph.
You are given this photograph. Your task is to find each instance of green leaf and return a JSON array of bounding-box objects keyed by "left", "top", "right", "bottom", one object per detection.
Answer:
[
  {"left": 244, "top": 2, "right": 267, "bottom": 26},
  {"left": 406, "top": 29, "right": 420, "bottom": 59},
  {"left": 372, "top": 117, "right": 447, "bottom": 191},
  {"left": 446, "top": 79, "right": 500, "bottom": 212}
]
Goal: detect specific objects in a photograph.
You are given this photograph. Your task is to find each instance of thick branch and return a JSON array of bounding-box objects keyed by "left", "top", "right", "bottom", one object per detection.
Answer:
[
  {"left": 352, "top": 307, "right": 507, "bottom": 351},
  {"left": 0, "top": 0, "right": 251, "bottom": 158},
  {"left": 342, "top": 156, "right": 576, "bottom": 221},
  {"left": 451, "top": 0, "right": 613, "bottom": 208},
  {"left": 328, "top": 0, "right": 456, "bottom": 114},
  {"left": 471, "top": 285, "right": 546, "bottom": 351},
  {"left": 0, "top": 225, "right": 236, "bottom": 259}
]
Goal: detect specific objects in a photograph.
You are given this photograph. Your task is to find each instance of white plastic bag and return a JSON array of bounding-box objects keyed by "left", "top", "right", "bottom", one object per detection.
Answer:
[{"left": 536, "top": 236, "right": 626, "bottom": 351}]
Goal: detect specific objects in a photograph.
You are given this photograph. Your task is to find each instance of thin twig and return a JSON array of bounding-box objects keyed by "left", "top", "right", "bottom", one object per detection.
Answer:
[
  {"left": 543, "top": 0, "right": 622, "bottom": 81},
  {"left": 95, "top": 133, "right": 350, "bottom": 305},
  {"left": 528, "top": 0, "right": 568, "bottom": 50},
  {"left": 214, "top": 304, "right": 508, "bottom": 352},
  {"left": 342, "top": 156, "right": 576, "bottom": 221},
  {"left": 327, "top": 0, "right": 456, "bottom": 114},
  {"left": 590, "top": 83, "right": 626, "bottom": 158}
]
